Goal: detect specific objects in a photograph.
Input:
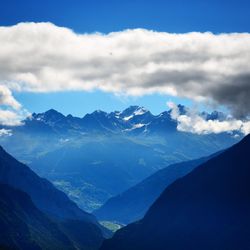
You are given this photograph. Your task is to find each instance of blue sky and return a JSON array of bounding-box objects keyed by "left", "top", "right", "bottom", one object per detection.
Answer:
[
  {"left": 1, "top": 0, "right": 250, "bottom": 116},
  {"left": 2, "top": 0, "right": 250, "bottom": 33}
]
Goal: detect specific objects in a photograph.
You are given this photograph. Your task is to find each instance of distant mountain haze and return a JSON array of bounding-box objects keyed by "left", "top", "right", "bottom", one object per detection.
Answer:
[{"left": 0, "top": 106, "right": 240, "bottom": 212}]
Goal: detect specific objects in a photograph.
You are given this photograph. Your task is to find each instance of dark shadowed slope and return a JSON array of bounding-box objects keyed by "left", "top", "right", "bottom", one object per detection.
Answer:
[
  {"left": 0, "top": 146, "right": 106, "bottom": 249},
  {"left": 94, "top": 155, "right": 212, "bottom": 224},
  {"left": 101, "top": 134, "right": 250, "bottom": 250},
  {"left": 0, "top": 184, "right": 74, "bottom": 250},
  {"left": 0, "top": 145, "right": 94, "bottom": 222}
]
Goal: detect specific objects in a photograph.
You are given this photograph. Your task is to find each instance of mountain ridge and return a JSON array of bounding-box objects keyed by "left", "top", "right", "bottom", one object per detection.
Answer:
[
  {"left": 94, "top": 153, "right": 218, "bottom": 224},
  {"left": 0, "top": 145, "right": 107, "bottom": 249},
  {"left": 0, "top": 145, "right": 94, "bottom": 222},
  {"left": 0, "top": 183, "right": 76, "bottom": 250},
  {"left": 8, "top": 105, "right": 242, "bottom": 136},
  {"left": 100, "top": 134, "right": 250, "bottom": 250}
]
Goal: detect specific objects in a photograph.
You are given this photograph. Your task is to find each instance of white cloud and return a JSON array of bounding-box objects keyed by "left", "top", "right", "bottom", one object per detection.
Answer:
[
  {"left": 167, "top": 101, "right": 180, "bottom": 119},
  {"left": 0, "top": 108, "right": 29, "bottom": 126},
  {"left": 241, "top": 121, "right": 250, "bottom": 135},
  {"left": 0, "top": 22, "right": 250, "bottom": 118},
  {"left": 0, "top": 85, "right": 27, "bottom": 126},
  {"left": 0, "top": 85, "right": 21, "bottom": 110},
  {"left": 0, "top": 128, "right": 12, "bottom": 137},
  {"left": 167, "top": 102, "right": 250, "bottom": 135}
]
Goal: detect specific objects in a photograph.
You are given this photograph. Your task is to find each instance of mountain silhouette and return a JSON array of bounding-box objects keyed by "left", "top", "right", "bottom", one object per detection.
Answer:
[
  {"left": 101, "top": 134, "right": 250, "bottom": 250},
  {"left": 94, "top": 154, "right": 216, "bottom": 224},
  {"left": 0, "top": 146, "right": 106, "bottom": 249},
  {"left": 0, "top": 183, "right": 76, "bottom": 250}
]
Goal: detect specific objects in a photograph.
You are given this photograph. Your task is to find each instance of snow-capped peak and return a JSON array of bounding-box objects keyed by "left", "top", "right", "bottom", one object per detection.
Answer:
[
  {"left": 134, "top": 107, "right": 148, "bottom": 116},
  {"left": 122, "top": 107, "right": 148, "bottom": 121}
]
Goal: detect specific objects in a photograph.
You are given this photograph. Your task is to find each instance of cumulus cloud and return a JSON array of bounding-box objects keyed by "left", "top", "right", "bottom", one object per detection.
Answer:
[
  {"left": 0, "top": 85, "right": 26, "bottom": 126},
  {"left": 0, "top": 22, "right": 249, "bottom": 118},
  {"left": 0, "top": 85, "right": 21, "bottom": 110},
  {"left": 167, "top": 102, "right": 250, "bottom": 135},
  {"left": 0, "top": 109, "right": 28, "bottom": 126}
]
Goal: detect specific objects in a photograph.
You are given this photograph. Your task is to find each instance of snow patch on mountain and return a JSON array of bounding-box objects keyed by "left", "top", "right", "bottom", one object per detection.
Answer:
[
  {"left": 134, "top": 107, "right": 148, "bottom": 116},
  {"left": 123, "top": 115, "right": 134, "bottom": 121}
]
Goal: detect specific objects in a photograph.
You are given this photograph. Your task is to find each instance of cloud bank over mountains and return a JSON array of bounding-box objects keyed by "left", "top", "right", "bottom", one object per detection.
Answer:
[
  {"left": 0, "top": 22, "right": 249, "bottom": 132},
  {"left": 167, "top": 102, "right": 250, "bottom": 135}
]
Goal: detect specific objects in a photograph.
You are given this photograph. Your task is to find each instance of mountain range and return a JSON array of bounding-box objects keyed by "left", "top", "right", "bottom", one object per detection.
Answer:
[
  {"left": 3, "top": 105, "right": 231, "bottom": 136},
  {"left": 101, "top": 134, "right": 250, "bottom": 250},
  {"left": 0, "top": 106, "right": 241, "bottom": 212}
]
